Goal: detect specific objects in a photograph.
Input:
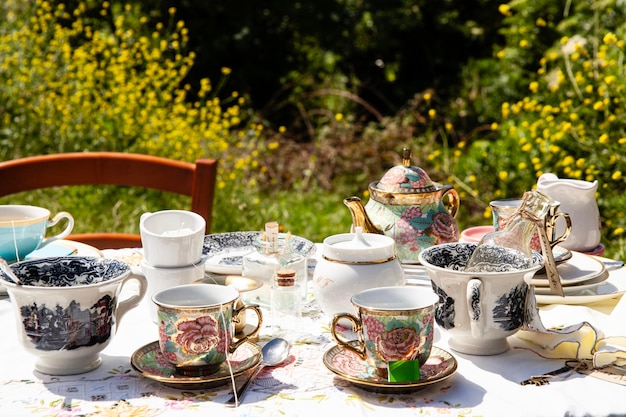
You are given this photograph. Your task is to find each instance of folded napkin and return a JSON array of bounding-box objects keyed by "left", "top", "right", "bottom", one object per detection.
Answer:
[{"left": 517, "top": 265, "right": 626, "bottom": 382}]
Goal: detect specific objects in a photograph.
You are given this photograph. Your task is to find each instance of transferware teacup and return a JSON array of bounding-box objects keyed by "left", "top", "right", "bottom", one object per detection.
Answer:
[
  {"left": 419, "top": 243, "right": 543, "bottom": 355},
  {"left": 0, "top": 205, "right": 74, "bottom": 263},
  {"left": 152, "top": 283, "right": 262, "bottom": 376},
  {"left": 0, "top": 256, "right": 147, "bottom": 375},
  {"left": 140, "top": 210, "right": 205, "bottom": 267},
  {"left": 331, "top": 286, "right": 438, "bottom": 380}
]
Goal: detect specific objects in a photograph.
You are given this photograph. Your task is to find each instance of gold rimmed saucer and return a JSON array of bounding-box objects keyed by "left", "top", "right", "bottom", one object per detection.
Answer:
[
  {"left": 131, "top": 341, "right": 261, "bottom": 390},
  {"left": 531, "top": 251, "right": 606, "bottom": 287},
  {"left": 323, "top": 343, "right": 457, "bottom": 394}
]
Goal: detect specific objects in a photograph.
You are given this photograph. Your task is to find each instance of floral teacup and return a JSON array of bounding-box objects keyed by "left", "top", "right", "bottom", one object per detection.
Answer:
[
  {"left": 152, "top": 283, "right": 262, "bottom": 376},
  {"left": 331, "top": 286, "right": 438, "bottom": 379}
]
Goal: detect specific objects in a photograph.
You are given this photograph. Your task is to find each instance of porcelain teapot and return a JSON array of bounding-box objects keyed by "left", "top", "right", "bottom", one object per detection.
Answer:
[
  {"left": 344, "top": 148, "right": 460, "bottom": 263},
  {"left": 536, "top": 173, "right": 601, "bottom": 252}
]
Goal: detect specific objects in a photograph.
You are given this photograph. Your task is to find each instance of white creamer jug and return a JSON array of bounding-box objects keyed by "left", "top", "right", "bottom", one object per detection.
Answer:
[{"left": 536, "top": 173, "right": 601, "bottom": 252}]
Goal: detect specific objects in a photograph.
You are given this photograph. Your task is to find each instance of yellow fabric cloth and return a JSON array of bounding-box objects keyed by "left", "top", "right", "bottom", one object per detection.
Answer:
[{"left": 517, "top": 265, "right": 626, "bottom": 369}]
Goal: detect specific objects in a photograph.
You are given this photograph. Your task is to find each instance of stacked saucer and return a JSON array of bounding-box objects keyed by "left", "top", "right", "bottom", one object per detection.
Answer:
[
  {"left": 140, "top": 210, "right": 207, "bottom": 322},
  {"left": 531, "top": 250, "right": 609, "bottom": 298}
]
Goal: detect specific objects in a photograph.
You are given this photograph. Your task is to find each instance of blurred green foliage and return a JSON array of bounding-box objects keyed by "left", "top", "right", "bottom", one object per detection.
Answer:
[{"left": 1, "top": 0, "right": 624, "bottom": 260}]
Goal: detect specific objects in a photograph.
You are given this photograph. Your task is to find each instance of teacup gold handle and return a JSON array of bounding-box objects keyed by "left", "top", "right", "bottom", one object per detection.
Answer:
[
  {"left": 546, "top": 212, "right": 572, "bottom": 248},
  {"left": 230, "top": 304, "right": 262, "bottom": 352},
  {"left": 331, "top": 313, "right": 366, "bottom": 360}
]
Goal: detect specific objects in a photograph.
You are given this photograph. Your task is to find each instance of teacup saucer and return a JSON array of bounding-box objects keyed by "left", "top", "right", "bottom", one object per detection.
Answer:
[
  {"left": 531, "top": 251, "right": 606, "bottom": 287},
  {"left": 131, "top": 341, "right": 261, "bottom": 389},
  {"left": 323, "top": 343, "right": 457, "bottom": 393}
]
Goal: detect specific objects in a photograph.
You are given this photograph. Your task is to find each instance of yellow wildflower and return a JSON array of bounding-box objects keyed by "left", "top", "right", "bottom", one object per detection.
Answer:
[
  {"left": 603, "top": 32, "right": 618, "bottom": 45},
  {"left": 498, "top": 4, "right": 512, "bottom": 16},
  {"left": 599, "top": 134, "right": 609, "bottom": 144}
]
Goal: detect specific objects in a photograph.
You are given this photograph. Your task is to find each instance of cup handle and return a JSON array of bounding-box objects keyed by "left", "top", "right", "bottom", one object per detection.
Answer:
[
  {"left": 40, "top": 211, "right": 75, "bottom": 248},
  {"left": 547, "top": 212, "right": 572, "bottom": 248},
  {"left": 231, "top": 304, "right": 263, "bottom": 352},
  {"left": 115, "top": 273, "right": 148, "bottom": 326},
  {"left": 331, "top": 313, "right": 366, "bottom": 360},
  {"left": 467, "top": 278, "right": 484, "bottom": 339}
]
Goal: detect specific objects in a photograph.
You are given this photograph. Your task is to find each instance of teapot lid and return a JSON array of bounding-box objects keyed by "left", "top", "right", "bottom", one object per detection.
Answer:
[{"left": 372, "top": 148, "right": 436, "bottom": 193}]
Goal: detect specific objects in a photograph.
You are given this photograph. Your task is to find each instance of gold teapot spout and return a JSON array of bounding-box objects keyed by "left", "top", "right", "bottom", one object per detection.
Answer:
[{"left": 343, "top": 196, "right": 384, "bottom": 234}]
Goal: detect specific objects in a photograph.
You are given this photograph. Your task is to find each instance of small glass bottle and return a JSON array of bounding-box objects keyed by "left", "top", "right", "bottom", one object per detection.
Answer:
[
  {"left": 242, "top": 222, "right": 307, "bottom": 306},
  {"left": 271, "top": 269, "right": 301, "bottom": 338}
]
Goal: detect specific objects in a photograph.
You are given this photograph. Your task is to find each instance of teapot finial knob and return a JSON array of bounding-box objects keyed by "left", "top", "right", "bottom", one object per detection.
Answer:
[{"left": 402, "top": 148, "right": 411, "bottom": 167}]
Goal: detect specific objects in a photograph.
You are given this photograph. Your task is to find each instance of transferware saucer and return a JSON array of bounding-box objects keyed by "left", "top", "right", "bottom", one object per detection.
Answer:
[
  {"left": 323, "top": 343, "right": 457, "bottom": 393},
  {"left": 203, "top": 231, "right": 316, "bottom": 274},
  {"left": 131, "top": 341, "right": 261, "bottom": 389}
]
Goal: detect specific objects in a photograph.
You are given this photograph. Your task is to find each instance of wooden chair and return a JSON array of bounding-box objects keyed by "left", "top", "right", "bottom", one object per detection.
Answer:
[{"left": 0, "top": 152, "right": 218, "bottom": 249}]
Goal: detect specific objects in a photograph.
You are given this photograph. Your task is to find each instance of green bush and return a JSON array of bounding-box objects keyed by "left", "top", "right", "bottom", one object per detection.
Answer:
[
  {"left": 0, "top": 0, "right": 268, "bottom": 235},
  {"left": 1, "top": 0, "right": 625, "bottom": 260}
]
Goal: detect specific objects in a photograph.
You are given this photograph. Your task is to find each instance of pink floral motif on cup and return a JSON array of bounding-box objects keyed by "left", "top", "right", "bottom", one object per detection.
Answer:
[
  {"left": 362, "top": 312, "right": 433, "bottom": 365},
  {"left": 375, "top": 327, "right": 421, "bottom": 361},
  {"left": 175, "top": 315, "right": 227, "bottom": 355},
  {"left": 158, "top": 320, "right": 177, "bottom": 363}
]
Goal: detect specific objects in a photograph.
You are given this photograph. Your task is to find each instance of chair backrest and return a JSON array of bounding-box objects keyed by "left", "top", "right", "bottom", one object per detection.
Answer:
[{"left": 0, "top": 152, "right": 217, "bottom": 249}]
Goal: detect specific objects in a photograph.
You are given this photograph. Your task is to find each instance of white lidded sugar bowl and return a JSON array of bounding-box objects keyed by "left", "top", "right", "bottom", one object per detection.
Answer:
[{"left": 313, "top": 227, "right": 405, "bottom": 319}]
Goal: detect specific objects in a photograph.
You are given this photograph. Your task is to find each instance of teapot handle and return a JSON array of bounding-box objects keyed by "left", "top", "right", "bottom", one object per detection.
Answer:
[{"left": 440, "top": 185, "right": 460, "bottom": 218}]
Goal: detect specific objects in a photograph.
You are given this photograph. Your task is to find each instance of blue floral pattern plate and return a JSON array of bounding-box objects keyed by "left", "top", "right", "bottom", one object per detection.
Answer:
[
  {"left": 202, "top": 232, "right": 316, "bottom": 274},
  {"left": 323, "top": 342, "right": 457, "bottom": 393},
  {"left": 130, "top": 340, "right": 261, "bottom": 389}
]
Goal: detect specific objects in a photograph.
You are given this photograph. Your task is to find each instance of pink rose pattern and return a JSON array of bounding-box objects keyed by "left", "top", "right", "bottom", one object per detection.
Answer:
[
  {"left": 369, "top": 192, "right": 459, "bottom": 261},
  {"left": 158, "top": 312, "right": 230, "bottom": 365},
  {"left": 362, "top": 311, "right": 433, "bottom": 368},
  {"left": 379, "top": 166, "right": 431, "bottom": 189},
  {"left": 379, "top": 167, "right": 407, "bottom": 185},
  {"left": 175, "top": 315, "right": 226, "bottom": 355},
  {"left": 426, "top": 211, "right": 459, "bottom": 243}
]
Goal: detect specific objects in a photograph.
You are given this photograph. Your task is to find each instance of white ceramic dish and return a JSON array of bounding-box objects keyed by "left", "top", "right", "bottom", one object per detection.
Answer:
[
  {"left": 533, "top": 270, "right": 609, "bottom": 295},
  {"left": 202, "top": 231, "right": 316, "bottom": 274},
  {"left": 534, "top": 272, "right": 626, "bottom": 305},
  {"left": 531, "top": 251, "right": 605, "bottom": 287}
]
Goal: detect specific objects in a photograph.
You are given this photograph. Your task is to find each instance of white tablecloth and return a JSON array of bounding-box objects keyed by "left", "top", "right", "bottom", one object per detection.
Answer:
[{"left": 1, "top": 251, "right": 626, "bottom": 417}]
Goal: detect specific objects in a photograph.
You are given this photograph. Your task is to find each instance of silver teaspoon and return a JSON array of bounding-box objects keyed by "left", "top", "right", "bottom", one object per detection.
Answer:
[
  {"left": 0, "top": 258, "right": 21, "bottom": 285},
  {"left": 227, "top": 337, "right": 290, "bottom": 406}
]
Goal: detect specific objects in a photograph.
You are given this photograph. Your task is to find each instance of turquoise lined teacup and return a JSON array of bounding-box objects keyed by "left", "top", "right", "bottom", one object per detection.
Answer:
[{"left": 0, "top": 205, "right": 74, "bottom": 263}]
